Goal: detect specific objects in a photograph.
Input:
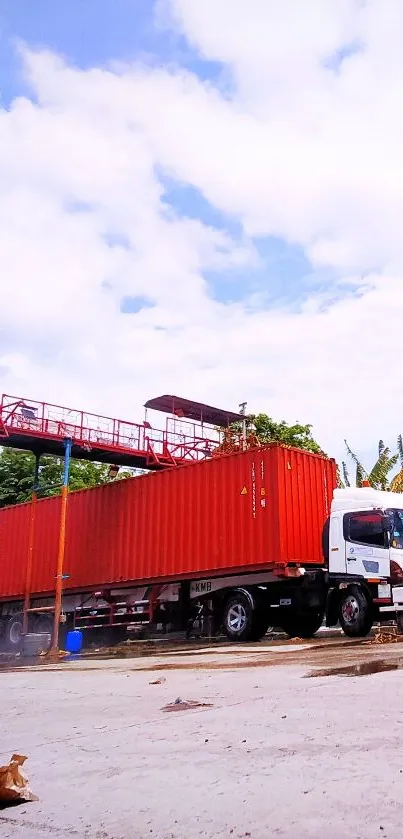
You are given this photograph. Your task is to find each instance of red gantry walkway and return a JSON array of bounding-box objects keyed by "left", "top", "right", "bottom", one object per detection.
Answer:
[{"left": 0, "top": 394, "right": 244, "bottom": 470}]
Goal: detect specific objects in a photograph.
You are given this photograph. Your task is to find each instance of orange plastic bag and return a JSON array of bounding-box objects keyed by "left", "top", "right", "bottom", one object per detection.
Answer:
[{"left": 0, "top": 754, "right": 38, "bottom": 803}]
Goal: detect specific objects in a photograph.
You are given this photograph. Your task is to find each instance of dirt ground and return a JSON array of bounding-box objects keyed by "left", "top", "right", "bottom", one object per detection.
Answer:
[{"left": 2, "top": 632, "right": 403, "bottom": 839}]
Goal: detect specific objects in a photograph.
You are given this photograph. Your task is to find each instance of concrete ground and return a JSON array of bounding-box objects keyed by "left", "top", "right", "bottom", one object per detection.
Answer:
[{"left": 1, "top": 635, "right": 403, "bottom": 839}]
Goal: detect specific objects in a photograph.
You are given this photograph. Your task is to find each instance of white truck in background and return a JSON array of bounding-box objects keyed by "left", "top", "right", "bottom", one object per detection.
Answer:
[{"left": 324, "top": 487, "right": 403, "bottom": 636}]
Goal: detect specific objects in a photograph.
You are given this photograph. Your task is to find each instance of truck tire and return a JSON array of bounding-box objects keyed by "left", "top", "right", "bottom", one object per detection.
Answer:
[
  {"left": 223, "top": 590, "right": 255, "bottom": 642},
  {"left": 34, "top": 614, "right": 52, "bottom": 632},
  {"left": 339, "top": 586, "right": 373, "bottom": 637},
  {"left": 34, "top": 615, "right": 53, "bottom": 645},
  {"left": 4, "top": 614, "right": 23, "bottom": 651},
  {"left": 280, "top": 610, "right": 324, "bottom": 639},
  {"left": 250, "top": 610, "right": 274, "bottom": 641}
]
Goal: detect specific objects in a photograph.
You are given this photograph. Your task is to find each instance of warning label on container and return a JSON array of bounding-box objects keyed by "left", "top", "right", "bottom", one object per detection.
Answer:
[{"left": 240, "top": 486, "right": 247, "bottom": 495}]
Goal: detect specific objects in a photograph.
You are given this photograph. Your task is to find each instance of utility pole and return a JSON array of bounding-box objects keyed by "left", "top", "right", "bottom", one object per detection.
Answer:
[{"left": 239, "top": 402, "right": 247, "bottom": 451}]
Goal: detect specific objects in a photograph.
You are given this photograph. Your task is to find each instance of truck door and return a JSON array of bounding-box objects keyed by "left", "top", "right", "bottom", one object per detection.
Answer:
[{"left": 343, "top": 510, "right": 390, "bottom": 579}]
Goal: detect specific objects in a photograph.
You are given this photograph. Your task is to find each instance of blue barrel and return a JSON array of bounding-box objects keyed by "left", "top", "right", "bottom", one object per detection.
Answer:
[{"left": 66, "top": 630, "right": 83, "bottom": 654}]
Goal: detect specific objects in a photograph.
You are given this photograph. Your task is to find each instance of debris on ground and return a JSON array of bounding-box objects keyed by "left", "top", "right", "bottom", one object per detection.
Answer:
[
  {"left": 149, "top": 677, "right": 167, "bottom": 685},
  {"left": 0, "top": 755, "right": 38, "bottom": 805},
  {"left": 39, "top": 649, "right": 69, "bottom": 658},
  {"left": 371, "top": 626, "right": 401, "bottom": 644},
  {"left": 162, "top": 698, "right": 213, "bottom": 712}
]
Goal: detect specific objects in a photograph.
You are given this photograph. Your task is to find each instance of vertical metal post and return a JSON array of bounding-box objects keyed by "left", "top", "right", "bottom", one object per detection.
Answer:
[
  {"left": 239, "top": 402, "right": 247, "bottom": 452},
  {"left": 50, "top": 438, "right": 72, "bottom": 654},
  {"left": 179, "top": 581, "right": 190, "bottom": 631},
  {"left": 23, "top": 453, "right": 41, "bottom": 634}
]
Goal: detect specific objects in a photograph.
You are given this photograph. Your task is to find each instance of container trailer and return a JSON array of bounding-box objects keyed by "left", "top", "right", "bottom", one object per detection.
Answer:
[{"left": 0, "top": 444, "right": 401, "bottom": 649}]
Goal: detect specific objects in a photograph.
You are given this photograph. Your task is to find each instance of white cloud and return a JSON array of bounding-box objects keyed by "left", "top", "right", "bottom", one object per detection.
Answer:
[
  {"left": 1, "top": 3, "right": 403, "bottom": 467},
  {"left": 161, "top": 0, "right": 361, "bottom": 85},
  {"left": 153, "top": 5, "right": 401, "bottom": 272}
]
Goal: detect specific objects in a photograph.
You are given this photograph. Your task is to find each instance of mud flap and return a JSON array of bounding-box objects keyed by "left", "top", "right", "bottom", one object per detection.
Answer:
[{"left": 325, "top": 587, "right": 340, "bottom": 627}]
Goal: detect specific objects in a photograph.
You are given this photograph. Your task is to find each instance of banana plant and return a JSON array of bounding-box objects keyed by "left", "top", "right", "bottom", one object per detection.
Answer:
[
  {"left": 390, "top": 435, "right": 403, "bottom": 492},
  {"left": 343, "top": 439, "right": 399, "bottom": 491}
]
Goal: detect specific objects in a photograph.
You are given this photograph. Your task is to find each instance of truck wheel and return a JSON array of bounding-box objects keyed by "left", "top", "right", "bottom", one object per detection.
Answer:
[
  {"left": 250, "top": 610, "right": 274, "bottom": 641},
  {"left": 280, "top": 610, "right": 324, "bottom": 639},
  {"left": 5, "top": 615, "right": 23, "bottom": 651},
  {"left": 34, "top": 615, "right": 53, "bottom": 645},
  {"left": 339, "top": 586, "right": 373, "bottom": 637},
  {"left": 34, "top": 614, "right": 52, "bottom": 633},
  {"left": 223, "top": 591, "right": 255, "bottom": 642}
]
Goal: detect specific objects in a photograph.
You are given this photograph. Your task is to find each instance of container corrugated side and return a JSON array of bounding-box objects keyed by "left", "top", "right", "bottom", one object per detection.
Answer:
[
  {"left": 0, "top": 502, "right": 31, "bottom": 597},
  {"left": 0, "top": 446, "right": 337, "bottom": 599},
  {"left": 274, "top": 446, "right": 336, "bottom": 565}
]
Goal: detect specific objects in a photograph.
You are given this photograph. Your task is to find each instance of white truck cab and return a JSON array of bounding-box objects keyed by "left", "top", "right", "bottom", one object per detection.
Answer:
[
  {"left": 329, "top": 487, "right": 403, "bottom": 581},
  {"left": 324, "top": 487, "right": 403, "bottom": 635}
]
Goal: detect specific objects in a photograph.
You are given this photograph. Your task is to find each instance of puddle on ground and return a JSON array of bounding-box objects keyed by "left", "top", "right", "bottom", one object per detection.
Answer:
[
  {"left": 2, "top": 631, "right": 397, "bottom": 675},
  {"left": 0, "top": 637, "right": 313, "bottom": 673},
  {"left": 307, "top": 659, "right": 402, "bottom": 678},
  {"left": 0, "top": 632, "right": 346, "bottom": 672}
]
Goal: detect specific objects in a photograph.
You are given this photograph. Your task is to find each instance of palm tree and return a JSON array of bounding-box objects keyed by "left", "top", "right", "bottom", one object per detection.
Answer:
[
  {"left": 390, "top": 435, "right": 403, "bottom": 492},
  {"left": 342, "top": 439, "right": 399, "bottom": 490}
]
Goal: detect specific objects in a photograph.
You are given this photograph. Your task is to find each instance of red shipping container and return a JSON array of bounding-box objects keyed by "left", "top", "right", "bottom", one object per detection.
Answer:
[{"left": 0, "top": 446, "right": 337, "bottom": 601}]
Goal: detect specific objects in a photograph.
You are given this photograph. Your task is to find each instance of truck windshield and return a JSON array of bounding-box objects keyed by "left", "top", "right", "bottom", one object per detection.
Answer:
[{"left": 386, "top": 509, "right": 403, "bottom": 549}]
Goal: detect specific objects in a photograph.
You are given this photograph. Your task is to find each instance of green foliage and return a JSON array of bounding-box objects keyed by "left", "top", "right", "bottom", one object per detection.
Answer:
[
  {"left": 342, "top": 461, "right": 351, "bottom": 488},
  {"left": 0, "top": 449, "right": 36, "bottom": 507},
  {"left": 391, "top": 434, "right": 403, "bottom": 492},
  {"left": 217, "top": 413, "right": 324, "bottom": 458},
  {"left": 0, "top": 448, "right": 112, "bottom": 508},
  {"left": 343, "top": 439, "right": 400, "bottom": 491},
  {"left": 250, "top": 414, "right": 324, "bottom": 455}
]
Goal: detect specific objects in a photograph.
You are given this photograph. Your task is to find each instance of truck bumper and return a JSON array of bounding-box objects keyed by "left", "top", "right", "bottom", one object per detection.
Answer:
[
  {"left": 376, "top": 585, "right": 403, "bottom": 614},
  {"left": 391, "top": 586, "right": 403, "bottom": 612}
]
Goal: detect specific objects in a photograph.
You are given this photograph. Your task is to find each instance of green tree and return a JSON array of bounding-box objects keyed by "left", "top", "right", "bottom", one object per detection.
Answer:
[
  {"left": 215, "top": 414, "right": 324, "bottom": 456},
  {"left": 0, "top": 449, "right": 35, "bottom": 507},
  {"left": 0, "top": 448, "right": 114, "bottom": 508},
  {"left": 342, "top": 439, "right": 400, "bottom": 490},
  {"left": 392, "top": 435, "right": 403, "bottom": 492},
  {"left": 251, "top": 414, "right": 324, "bottom": 454}
]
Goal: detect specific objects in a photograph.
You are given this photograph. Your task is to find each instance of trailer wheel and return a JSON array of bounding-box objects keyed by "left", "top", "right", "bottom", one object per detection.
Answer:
[
  {"left": 223, "top": 590, "right": 255, "bottom": 642},
  {"left": 280, "top": 610, "right": 324, "bottom": 639},
  {"left": 34, "top": 614, "right": 52, "bottom": 632},
  {"left": 4, "top": 615, "right": 23, "bottom": 651},
  {"left": 250, "top": 610, "right": 274, "bottom": 641},
  {"left": 34, "top": 615, "right": 53, "bottom": 645},
  {"left": 339, "top": 586, "right": 373, "bottom": 637}
]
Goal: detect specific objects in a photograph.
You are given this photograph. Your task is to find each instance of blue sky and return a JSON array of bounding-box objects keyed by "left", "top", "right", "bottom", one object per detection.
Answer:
[
  {"left": 0, "top": 0, "right": 325, "bottom": 313},
  {"left": 0, "top": 0, "right": 224, "bottom": 100},
  {"left": 0, "top": 0, "right": 162, "bottom": 103}
]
